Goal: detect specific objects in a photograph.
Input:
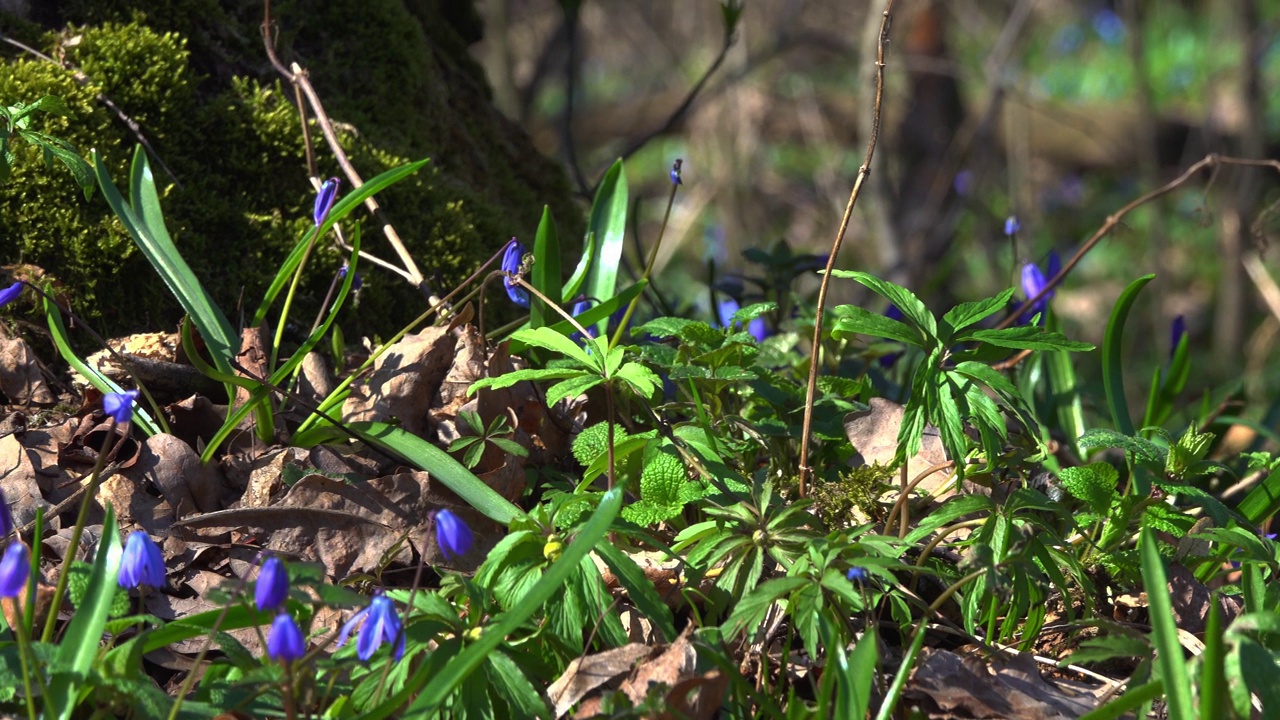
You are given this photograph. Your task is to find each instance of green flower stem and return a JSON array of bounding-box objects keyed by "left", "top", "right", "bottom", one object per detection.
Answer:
[
  {"left": 881, "top": 461, "right": 956, "bottom": 538},
  {"left": 10, "top": 588, "right": 39, "bottom": 720},
  {"left": 42, "top": 419, "right": 120, "bottom": 643},
  {"left": 166, "top": 571, "right": 254, "bottom": 720}
]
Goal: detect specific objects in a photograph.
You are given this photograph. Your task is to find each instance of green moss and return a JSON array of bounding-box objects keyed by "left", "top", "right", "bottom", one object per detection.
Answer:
[
  {"left": 810, "top": 463, "right": 897, "bottom": 528},
  {"left": 0, "top": 0, "right": 581, "bottom": 340}
]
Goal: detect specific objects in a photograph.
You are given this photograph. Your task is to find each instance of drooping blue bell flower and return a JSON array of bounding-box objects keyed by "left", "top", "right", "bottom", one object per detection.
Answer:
[
  {"left": 314, "top": 177, "right": 341, "bottom": 227},
  {"left": 267, "top": 612, "right": 307, "bottom": 663},
  {"left": 501, "top": 239, "right": 530, "bottom": 308},
  {"left": 846, "top": 566, "right": 868, "bottom": 583},
  {"left": 435, "top": 510, "right": 473, "bottom": 560},
  {"left": 255, "top": 555, "right": 288, "bottom": 612},
  {"left": 337, "top": 263, "right": 363, "bottom": 292},
  {"left": 1020, "top": 259, "right": 1055, "bottom": 325},
  {"left": 118, "top": 531, "right": 165, "bottom": 589},
  {"left": 103, "top": 389, "right": 139, "bottom": 424},
  {"left": 337, "top": 593, "right": 404, "bottom": 661},
  {"left": 0, "top": 542, "right": 29, "bottom": 598},
  {"left": 0, "top": 282, "right": 24, "bottom": 308}
]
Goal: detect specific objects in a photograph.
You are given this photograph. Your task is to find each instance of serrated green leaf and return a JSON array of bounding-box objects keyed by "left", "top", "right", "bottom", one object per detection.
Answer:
[
  {"left": 616, "top": 362, "right": 661, "bottom": 399},
  {"left": 509, "top": 327, "right": 598, "bottom": 369},
  {"left": 828, "top": 270, "right": 937, "bottom": 339},
  {"left": 940, "top": 289, "right": 1015, "bottom": 339},
  {"left": 546, "top": 374, "right": 604, "bottom": 407},
  {"left": 961, "top": 325, "right": 1094, "bottom": 352},
  {"left": 468, "top": 367, "right": 586, "bottom": 396},
  {"left": 634, "top": 316, "right": 695, "bottom": 338},
  {"left": 831, "top": 305, "right": 923, "bottom": 346},
  {"left": 594, "top": 542, "right": 677, "bottom": 642},
  {"left": 1058, "top": 463, "right": 1120, "bottom": 515},
  {"left": 1079, "top": 428, "right": 1165, "bottom": 465}
]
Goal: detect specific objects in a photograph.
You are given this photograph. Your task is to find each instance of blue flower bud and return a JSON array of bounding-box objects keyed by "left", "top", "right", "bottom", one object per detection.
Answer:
[
  {"left": 0, "top": 282, "right": 24, "bottom": 308},
  {"left": 338, "top": 263, "right": 363, "bottom": 292},
  {"left": 1020, "top": 262, "right": 1049, "bottom": 324},
  {"left": 0, "top": 542, "right": 30, "bottom": 598},
  {"left": 337, "top": 593, "right": 404, "bottom": 661},
  {"left": 103, "top": 389, "right": 139, "bottom": 424},
  {"left": 436, "top": 510, "right": 473, "bottom": 560},
  {"left": 501, "top": 239, "right": 530, "bottom": 308},
  {"left": 118, "top": 531, "right": 165, "bottom": 589},
  {"left": 846, "top": 566, "right": 868, "bottom": 583},
  {"left": 267, "top": 612, "right": 306, "bottom": 663},
  {"left": 314, "top": 177, "right": 341, "bottom": 227},
  {"left": 670, "top": 158, "right": 683, "bottom": 185},
  {"left": 1004, "top": 216, "right": 1021, "bottom": 236},
  {"left": 1170, "top": 315, "right": 1186, "bottom": 358},
  {"left": 255, "top": 555, "right": 288, "bottom": 612}
]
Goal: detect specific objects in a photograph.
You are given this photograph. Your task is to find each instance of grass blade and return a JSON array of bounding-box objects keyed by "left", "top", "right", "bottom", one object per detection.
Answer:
[
  {"left": 581, "top": 160, "right": 628, "bottom": 337},
  {"left": 1101, "top": 275, "right": 1154, "bottom": 437},
  {"left": 1139, "top": 526, "right": 1192, "bottom": 720},
  {"left": 530, "top": 206, "right": 561, "bottom": 329},
  {"left": 47, "top": 503, "right": 123, "bottom": 720}
]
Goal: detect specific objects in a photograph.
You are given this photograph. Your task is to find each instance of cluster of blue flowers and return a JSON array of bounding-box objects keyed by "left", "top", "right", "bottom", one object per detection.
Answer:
[{"left": 111, "top": 509, "right": 475, "bottom": 665}]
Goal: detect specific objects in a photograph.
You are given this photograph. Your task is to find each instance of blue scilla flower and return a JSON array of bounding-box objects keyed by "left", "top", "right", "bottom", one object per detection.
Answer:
[
  {"left": 255, "top": 555, "right": 288, "bottom": 612},
  {"left": 337, "top": 594, "right": 404, "bottom": 661},
  {"left": 103, "top": 389, "right": 139, "bottom": 424},
  {"left": 1020, "top": 253, "right": 1060, "bottom": 325},
  {"left": 501, "top": 239, "right": 530, "bottom": 308},
  {"left": 1091, "top": 8, "right": 1125, "bottom": 45},
  {"left": 715, "top": 297, "right": 768, "bottom": 343},
  {"left": 847, "top": 566, "right": 868, "bottom": 583},
  {"left": 436, "top": 510, "right": 473, "bottom": 560},
  {"left": 268, "top": 612, "right": 307, "bottom": 663},
  {"left": 1004, "top": 215, "right": 1021, "bottom": 236},
  {"left": 669, "top": 159, "right": 683, "bottom": 186},
  {"left": 0, "top": 541, "right": 29, "bottom": 598},
  {"left": 314, "top": 177, "right": 341, "bottom": 227},
  {"left": 118, "top": 531, "right": 165, "bottom": 589},
  {"left": 0, "top": 282, "right": 24, "bottom": 308}
]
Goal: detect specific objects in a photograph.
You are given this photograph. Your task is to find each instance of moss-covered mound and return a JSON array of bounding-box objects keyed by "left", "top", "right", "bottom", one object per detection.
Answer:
[{"left": 0, "top": 0, "right": 581, "bottom": 339}]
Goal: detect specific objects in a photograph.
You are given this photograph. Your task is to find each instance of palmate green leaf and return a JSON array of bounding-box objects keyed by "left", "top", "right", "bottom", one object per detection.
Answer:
[
  {"left": 486, "top": 651, "right": 551, "bottom": 719},
  {"left": 616, "top": 362, "right": 661, "bottom": 399},
  {"left": 24, "top": 130, "right": 93, "bottom": 199},
  {"left": 960, "top": 325, "right": 1094, "bottom": 352},
  {"left": 940, "top": 288, "right": 1015, "bottom": 339},
  {"left": 1079, "top": 428, "right": 1164, "bottom": 465},
  {"left": 634, "top": 316, "right": 695, "bottom": 338},
  {"left": 931, "top": 374, "right": 968, "bottom": 480},
  {"left": 829, "top": 269, "right": 937, "bottom": 339},
  {"left": 1066, "top": 630, "right": 1150, "bottom": 666},
  {"left": 723, "top": 576, "right": 809, "bottom": 639},
  {"left": 546, "top": 374, "right": 604, "bottom": 407},
  {"left": 831, "top": 305, "right": 923, "bottom": 346},
  {"left": 1058, "top": 463, "right": 1120, "bottom": 515},
  {"left": 508, "top": 326, "right": 598, "bottom": 369}
]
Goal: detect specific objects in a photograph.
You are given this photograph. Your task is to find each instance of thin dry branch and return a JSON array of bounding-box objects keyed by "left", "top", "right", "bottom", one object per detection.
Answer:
[{"left": 797, "top": 0, "right": 896, "bottom": 498}]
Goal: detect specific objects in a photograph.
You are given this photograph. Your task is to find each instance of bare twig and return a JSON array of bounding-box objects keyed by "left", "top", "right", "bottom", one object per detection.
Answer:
[
  {"left": 260, "top": 3, "right": 432, "bottom": 299},
  {"left": 797, "top": 1, "right": 896, "bottom": 498}
]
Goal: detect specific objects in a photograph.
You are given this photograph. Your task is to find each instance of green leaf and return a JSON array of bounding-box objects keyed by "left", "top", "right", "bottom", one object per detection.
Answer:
[
  {"left": 300, "top": 422, "right": 523, "bottom": 525},
  {"left": 394, "top": 488, "right": 624, "bottom": 717},
  {"left": 486, "top": 651, "right": 551, "bottom": 719},
  {"left": 831, "top": 305, "right": 922, "bottom": 346},
  {"left": 724, "top": 576, "right": 810, "bottom": 638},
  {"left": 615, "top": 362, "right": 661, "bottom": 399},
  {"left": 940, "top": 288, "right": 1014, "bottom": 339},
  {"left": 562, "top": 230, "right": 596, "bottom": 302},
  {"left": 1102, "top": 275, "right": 1155, "bottom": 436},
  {"left": 468, "top": 367, "right": 587, "bottom": 396},
  {"left": 634, "top": 317, "right": 695, "bottom": 339},
  {"left": 508, "top": 327, "right": 598, "bottom": 370},
  {"left": 581, "top": 160, "right": 629, "bottom": 337},
  {"left": 1140, "top": 527, "right": 1192, "bottom": 720},
  {"left": 1237, "top": 465, "right": 1280, "bottom": 525},
  {"left": 1058, "top": 463, "right": 1120, "bottom": 515},
  {"left": 961, "top": 325, "right": 1094, "bottom": 352},
  {"left": 546, "top": 374, "right": 604, "bottom": 407},
  {"left": 48, "top": 504, "right": 123, "bottom": 720},
  {"left": 594, "top": 542, "right": 677, "bottom": 642},
  {"left": 1079, "top": 428, "right": 1164, "bottom": 465},
  {"left": 829, "top": 270, "right": 937, "bottom": 339},
  {"left": 94, "top": 147, "right": 238, "bottom": 375},
  {"left": 530, "top": 206, "right": 562, "bottom": 329}
]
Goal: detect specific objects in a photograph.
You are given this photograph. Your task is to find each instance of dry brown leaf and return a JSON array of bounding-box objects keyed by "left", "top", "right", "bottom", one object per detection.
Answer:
[
  {"left": 905, "top": 648, "right": 1098, "bottom": 719},
  {"left": 845, "top": 397, "right": 948, "bottom": 493},
  {"left": 343, "top": 326, "right": 456, "bottom": 436},
  {"left": 549, "top": 643, "right": 656, "bottom": 717},
  {"left": 0, "top": 332, "right": 53, "bottom": 405}
]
